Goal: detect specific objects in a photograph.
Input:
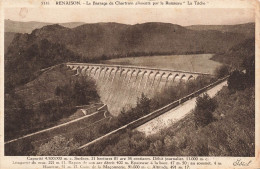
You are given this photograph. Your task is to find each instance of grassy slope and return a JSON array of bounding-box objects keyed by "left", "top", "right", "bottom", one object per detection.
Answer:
[
  {"left": 98, "top": 86, "right": 254, "bottom": 156},
  {"left": 5, "top": 64, "right": 102, "bottom": 143},
  {"left": 162, "top": 86, "right": 255, "bottom": 156},
  {"left": 14, "top": 65, "right": 75, "bottom": 106}
]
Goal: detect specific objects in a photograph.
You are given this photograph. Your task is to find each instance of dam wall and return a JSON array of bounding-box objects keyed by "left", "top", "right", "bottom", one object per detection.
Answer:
[
  {"left": 66, "top": 63, "right": 212, "bottom": 116},
  {"left": 76, "top": 76, "right": 228, "bottom": 151}
]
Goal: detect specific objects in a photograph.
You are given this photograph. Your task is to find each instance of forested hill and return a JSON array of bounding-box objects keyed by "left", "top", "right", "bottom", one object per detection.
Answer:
[
  {"left": 211, "top": 38, "right": 255, "bottom": 69},
  {"left": 7, "top": 22, "right": 254, "bottom": 60},
  {"left": 5, "top": 22, "right": 254, "bottom": 89}
]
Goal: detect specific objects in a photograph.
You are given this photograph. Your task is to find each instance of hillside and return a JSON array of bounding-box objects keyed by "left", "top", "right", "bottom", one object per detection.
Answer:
[
  {"left": 27, "top": 22, "right": 251, "bottom": 57},
  {"left": 5, "top": 22, "right": 254, "bottom": 89},
  {"left": 14, "top": 64, "right": 74, "bottom": 106},
  {"left": 211, "top": 38, "right": 255, "bottom": 68},
  {"left": 7, "top": 22, "right": 253, "bottom": 60},
  {"left": 5, "top": 65, "right": 100, "bottom": 141},
  {"left": 4, "top": 21, "right": 254, "bottom": 55}
]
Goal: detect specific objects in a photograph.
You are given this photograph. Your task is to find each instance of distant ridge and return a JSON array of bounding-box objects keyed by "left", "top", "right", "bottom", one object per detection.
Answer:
[
  {"left": 186, "top": 22, "right": 255, "bottom": 35},
  {"left": 5, "top": 19, "right": 255, "bottom": 34},
  {"left": 5, "top": 19, "right": 85, "bottom": 33}
]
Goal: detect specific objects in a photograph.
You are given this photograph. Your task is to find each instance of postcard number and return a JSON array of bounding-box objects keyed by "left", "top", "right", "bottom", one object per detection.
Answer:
[{"left": 41, "top": 1, "right": 50, "bottom": 5}]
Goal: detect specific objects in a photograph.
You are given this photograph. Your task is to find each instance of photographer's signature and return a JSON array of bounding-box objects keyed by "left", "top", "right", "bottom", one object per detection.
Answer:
[{"left": 233, "top": 159, "right": 252, "bottom": 166}]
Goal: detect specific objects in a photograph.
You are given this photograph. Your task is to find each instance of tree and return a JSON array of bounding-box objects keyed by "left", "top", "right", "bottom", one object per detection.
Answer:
[
  {"left": 214, "top": 65, "right": 229, "bottom": 79},
  {"left": 37, "top": 136, "right": 79, "bottom": 156},
  {"left": 194, "top": 93, "right": 217, "bottom": 127},
  {"left": 227, "top": 70, "right": 246, "bottom": 91},
  {"left": 72, "top": 77, "right": 99, "bottom": 105},
  {"left": 242, "top": 54, "right": 255, "bottom": 86},
  {"left": 73, "top": 80, "right": 87, "bottom": 105},
  {"left": 136, "top": 93, "right": 151, "bottom": 115}
]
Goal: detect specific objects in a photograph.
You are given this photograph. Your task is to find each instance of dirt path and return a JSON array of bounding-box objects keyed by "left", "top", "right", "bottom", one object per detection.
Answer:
[{"left": 136, "top": 80, "right": 227, "bottom": 136}]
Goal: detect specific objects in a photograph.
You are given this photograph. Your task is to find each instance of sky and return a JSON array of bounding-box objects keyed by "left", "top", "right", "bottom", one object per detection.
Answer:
[{"left": 5, "top": 8, "right": 255, "bottom": 26}]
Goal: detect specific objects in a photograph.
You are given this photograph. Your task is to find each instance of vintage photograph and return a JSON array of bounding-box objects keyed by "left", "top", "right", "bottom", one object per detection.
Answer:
[{"left": 4, "top": 7, "right": 255, "bottom": 156}]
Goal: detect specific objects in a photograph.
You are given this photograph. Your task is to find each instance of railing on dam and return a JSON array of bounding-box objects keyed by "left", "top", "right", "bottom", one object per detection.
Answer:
[{"left": 77, "top": 76, "right": 228, "bottom": 150}]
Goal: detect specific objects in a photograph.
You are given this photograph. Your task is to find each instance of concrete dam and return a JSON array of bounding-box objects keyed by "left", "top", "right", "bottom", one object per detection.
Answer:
[{"left": 67, "top": 63, "right": 211, "bottom": 116}]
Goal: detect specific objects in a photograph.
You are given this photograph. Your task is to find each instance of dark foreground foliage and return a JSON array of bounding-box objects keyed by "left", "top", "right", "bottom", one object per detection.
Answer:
[
  {"left": 228, "top": 70, "right": 247, "bottom": 91},
  {"left": 214, "top": 64, "right": 230, "bottom": 79},
  {"left": 37, "top": 136, "right": 79, "bottom": 156},
  {"left": 194, "top": 94, "right": 217, "bottom": 127},
  {"left": 88, "top": 86, "right": 254, "bottom": 156}
]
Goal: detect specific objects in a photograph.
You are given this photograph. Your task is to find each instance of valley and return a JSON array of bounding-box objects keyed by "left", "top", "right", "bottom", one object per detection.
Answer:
[{"left": 4, "top": 20, "right": 255, "bottom": 156}]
